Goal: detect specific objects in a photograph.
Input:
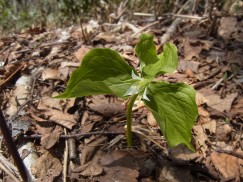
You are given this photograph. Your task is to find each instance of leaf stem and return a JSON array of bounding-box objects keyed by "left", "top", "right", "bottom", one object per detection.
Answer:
[{"left": 126, "top": 94, "right": 138, "bottom": 147}]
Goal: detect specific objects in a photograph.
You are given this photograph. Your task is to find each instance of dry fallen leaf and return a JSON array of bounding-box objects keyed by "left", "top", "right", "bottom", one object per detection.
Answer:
[
  {"left": 183, "top": 38, "right": 212, "bottom": 61},
  {"left": 42, "top": 68, "right": 64, "bottom": 81},
  {"left": 197, "top": 88, "right": 238, "bottom": 112},
  {"left": 37, "top": 96, "right": 62, "bottom": 110},
  {"left": 193, "top": 124, "right": 209, "bottom": 156},
  {"left": 93, "top": 32, "right": 118, "bottom": 44},
  {"left": 169, "top": 144, "right": 199, "bottom": 161},
  {"left": 74, "top": 45, "right": 90, "bottom": 61},
  {"left": 179, "top": 60, "right": 200, "bottom": 73},
  {"left": 183, "top": 38, "right": 202, "bottom": 61},
  {"left": 87, "top": 95, "right": 125, "bottom": 117},
  {"left": 218, "top": 17, "right": 238, "bottom": 40},
  {"left": 31, "top": 152, "right": 62, "bottom": 181},
  {"left": 40, "top": 126, "right": 62, "bottom": 149},
  {"left": 216, "top": 124, "right": 233, "bottom": 141},
  {"left": 211, "top": 152, "right": 243, "bottom": 181},
  {"left": 5, "top": 75, "right": 32, "bottom": 116},
  {"left": 156, "top": 163, "right": 193, "bottom": 182},
  {"left": 46, "top": 109, "right": 77, "bottom": 129},
  {"left": 81, "top": 136, "right": 107, "bottom": 165},
  {"left": 99, "top": 150, "right": 139, "bottom": 182},
  {"left": 231, "top": 96, "right": 243, "bottom": 118},
  {"left": 80, "top": 111, "right": 95, "bottom": 133},
  {"left": 81, "top": 156, "right": 103, "bottom": 177}
]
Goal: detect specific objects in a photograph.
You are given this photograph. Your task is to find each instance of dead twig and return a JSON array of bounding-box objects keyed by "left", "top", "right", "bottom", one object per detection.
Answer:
[
  {"left": 214, "top": 149, "right": 243, "bottom": 160},
  {"left": 0, "top": 153, "right": 21, "bottom": 182},
  {"left": 133, "top": 12, "right": 154, "bottom": 17},
  {"left": 131, "top": 21, "right": 160, "bottom": 38},
  {"left": 0, "top": 62, "right": 27, "bottom": 88},
  {"left": 164, "top": 13, "right": 207, "bottom": 20},
  {"left": 201, "top": 67, "right": 221, "bottom": 81},
  {"left": 23, "top": 131, "right": 124, "bottom": 139},
  {"left": 63, "top": 128, "right": 68, "bottom": 182},
  {"left": 193, "top": 80, "right": 215, "bottom": 90},
  {"left": 160, "top": 0, "right": 193, "bottom": 45},
  {"left": 0, "top": 162, "right": 21, "bottom": 182},
  {"left": 160, "top": 18, "right": 182, "bottom": 45},
  {"left": 0, "top": 110, "right": 32, "bottom": 182},
  {"left": 131, "top": 126, "right": 165, "bottom": 151},
  {"left": 39, "top": 41, "right": 69, "bottom": 48}
]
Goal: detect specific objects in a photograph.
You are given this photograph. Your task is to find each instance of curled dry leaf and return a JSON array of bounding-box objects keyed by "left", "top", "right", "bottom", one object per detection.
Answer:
[
  {"left": 37, "top": 96, "right": 62, "bottom": 110},
  {"left": 210, "top": 152, "right": 243, "bottom": 181},
  {"left": 5, "top": 75, "right": 32, "bottom": 116},
  {"left": 197, "top": 88, "right": 238, "bottom": 112},
  {"left": 72, "top": 154, "right": 103, "bottom": 177},
  {"left": 31, "top": 152, "right": 62, "bottom": 181},
  {"left": 169, "top": 144, "right": 199, "bottom": 161},
  {"left": 193, "top": 120, "right": 216, "bottom": 154},
  {"left": 42, "top": 68, "right": 64, "bottom": 81},
  {"left": 156, "top": 163, "right": 193, "bottom": 182},
  {"left": 218, "top": 17, "right": 239, "bottom": 40},
  {"left": 179, "top": 60, "right": 200, "bottom": 73},
  {"left": 99, "top": 150, "right": 139, "bottom": 182},
  {"left": 183, "top": 38, "right": 212, "bottom": 61},
  {"left": 193, "top": 124, "right": 209, "bottom": 157},
  {"left": 40, "top": 126, "right": 62, "bottom": 149},
  {"left": 46, "top": 109, "right": 77, "bottom": 129},
  {"left": 81, "top": 155, "right": 103, "bottom": 177},
  {"left": 81, "top": 136, "right": 107, "bottom": 165},
  {"left": 216, "top": 124, "right": 233, "bottom": 141},
  {"left": 74, "top": 45, "right": 90, "bottom": 61},
  {"left": 231, "top": 96, "right": 243, "bottom": 118},
  {"left": 60, "top": 61, "right": 80, "bottom": 68},
  {"left": 87, "top": 95, "right": 125, "bottom": 117},
  {"left": 80, "top": 111, "right": 95, "bottom": 133}
]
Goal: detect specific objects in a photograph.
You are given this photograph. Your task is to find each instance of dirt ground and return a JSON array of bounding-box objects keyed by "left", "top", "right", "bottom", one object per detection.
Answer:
[{"left": 0, "top": 6, "right": 243, "bottom": 182}]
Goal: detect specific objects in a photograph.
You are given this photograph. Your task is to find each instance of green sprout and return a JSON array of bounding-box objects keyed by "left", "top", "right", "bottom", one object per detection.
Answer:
[{"left": 56, "top": 34, "right": 198, "bottom": 151}]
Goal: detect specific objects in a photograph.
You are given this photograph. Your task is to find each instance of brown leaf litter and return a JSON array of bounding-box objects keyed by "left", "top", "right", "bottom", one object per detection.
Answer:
[{"left": 0, "top": 6, "right": 243, "bottom": 182}]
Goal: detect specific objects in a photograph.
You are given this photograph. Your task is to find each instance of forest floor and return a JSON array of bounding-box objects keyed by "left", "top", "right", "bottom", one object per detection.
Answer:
[{"left": 0, "top": 13, "right": 243, "bottom": 182}]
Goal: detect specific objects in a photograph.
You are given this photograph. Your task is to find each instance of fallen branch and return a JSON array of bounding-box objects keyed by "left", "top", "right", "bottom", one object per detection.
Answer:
[
  {"left": 0, "top": 110, "right": 32, "bottom": 182},
  {"left": 23, "top": 131, "right": 124, "bottom": 139}
]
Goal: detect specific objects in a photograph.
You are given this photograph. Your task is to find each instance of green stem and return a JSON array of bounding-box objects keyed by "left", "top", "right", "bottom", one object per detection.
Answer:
[{"left": 126, "top": 94, "right": 138, "bottom": 147}]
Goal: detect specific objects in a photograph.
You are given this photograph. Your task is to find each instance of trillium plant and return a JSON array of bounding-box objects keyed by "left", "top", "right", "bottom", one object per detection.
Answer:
[{"left": 56, "top": 34, "right": 198, "bottom": 151}]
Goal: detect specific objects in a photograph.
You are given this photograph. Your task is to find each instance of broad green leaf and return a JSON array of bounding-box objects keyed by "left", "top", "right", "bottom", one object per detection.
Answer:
[
  {"left": 142, "top": 43, "right": 178, "bottom": 77},
  {"left": 157, "top": 42, "right": 178, "bottom": 74},
  {"left": 135, "top": 34, "right": 158, "bottom": 77},
  {"left": 135, "top": 34, "right": 178, "bottom": 79},
  {"left": 56, "top": 48, "right": 137, "bottom": 99},
  {"left": 144, "top": 82, "right": 198, "bottom": 150}
]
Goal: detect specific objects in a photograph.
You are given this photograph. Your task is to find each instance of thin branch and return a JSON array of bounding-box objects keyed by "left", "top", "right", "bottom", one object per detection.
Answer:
[
  {"left": 214, "top": 149, "right": 243, "bottom": 160},
  {"left": 0, "top": 110, "right": 32, "bottom": 182},
  {"left": 23, "top": 131, "right": 124, "bottom": 139},
  {"left": 0, "top": 162, "right": 20, "bottom": 182},
  {"left": 63, "top": 128, "right": 68, "bottom": 182}
]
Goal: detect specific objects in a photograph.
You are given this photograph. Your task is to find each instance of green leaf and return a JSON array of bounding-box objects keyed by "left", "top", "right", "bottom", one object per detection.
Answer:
[
  {"left": 157, "top": 42, "right": 178, "bottom": 74},
  {"left": 56, "top": 48, "right": 136, "bottom": 99},
  {"left": 144, "top": 82, "right": 198, "bottom": 150},
  {"left": 135, "top": 34, "right": 178, "bottom": 79},
  {"left": 135, "top": 34, "right": 158, "bottom": 77}
]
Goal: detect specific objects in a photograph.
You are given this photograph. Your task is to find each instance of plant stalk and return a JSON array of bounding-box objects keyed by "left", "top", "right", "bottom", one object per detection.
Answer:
[
  {"left": 126, "top": 94, "right": 138, "bottom": 147},
  {"left": 0, "top": 110, "right": 32, "bottom": 182}
]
